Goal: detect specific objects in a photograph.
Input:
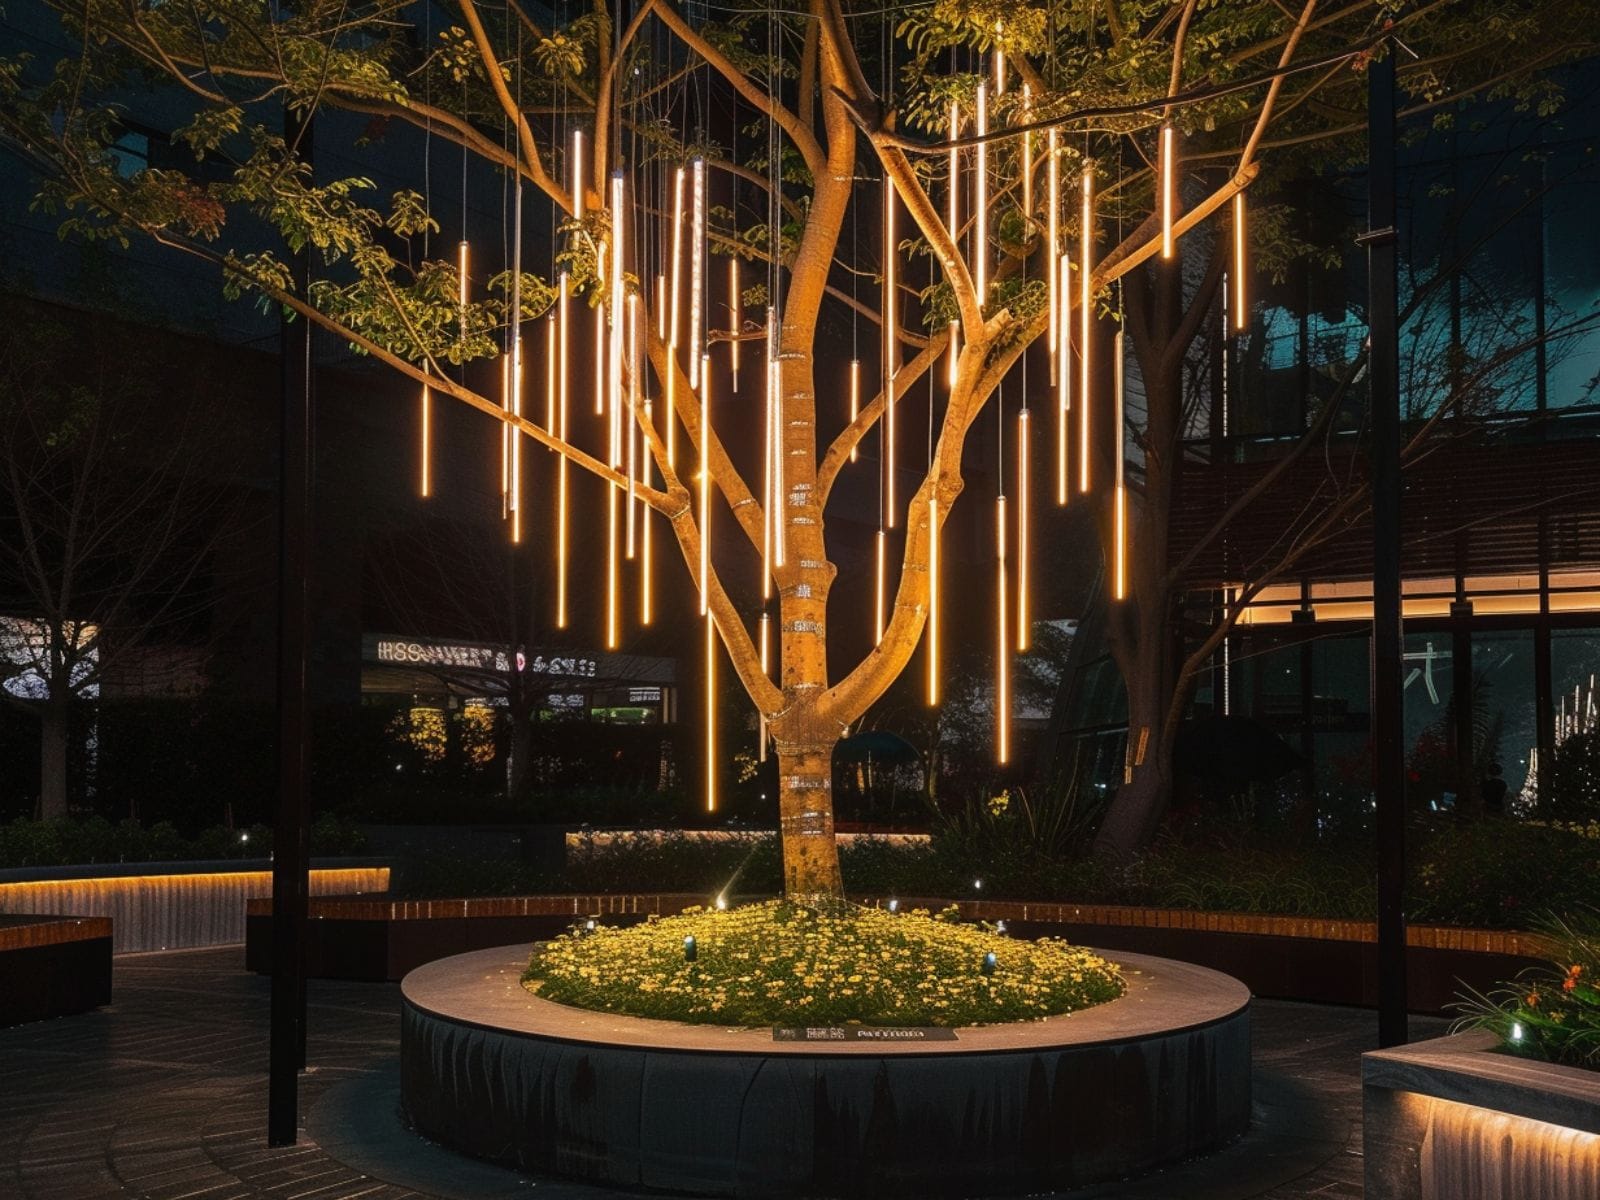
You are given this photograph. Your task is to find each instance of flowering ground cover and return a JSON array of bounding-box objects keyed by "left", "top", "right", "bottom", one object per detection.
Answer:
[{"left": 522, "top": 900, "right": 1124, "bottom": 1027}]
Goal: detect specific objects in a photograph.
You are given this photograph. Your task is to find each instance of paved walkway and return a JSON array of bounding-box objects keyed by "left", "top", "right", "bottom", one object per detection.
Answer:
[{"left": 0, "top": 947, "right": 1447, "bottom": 1199}]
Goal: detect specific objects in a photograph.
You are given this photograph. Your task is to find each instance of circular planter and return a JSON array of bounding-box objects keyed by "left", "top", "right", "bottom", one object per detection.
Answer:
[{"left": 400, "top": 945, "right": 1251, "bottom": 1197}]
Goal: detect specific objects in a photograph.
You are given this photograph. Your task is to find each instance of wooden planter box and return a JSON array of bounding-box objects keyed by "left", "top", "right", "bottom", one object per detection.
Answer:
[
  {"left": 1364, "top": 1030, "right": 1600, "bottom": 1200},
  {"left": 0, "top": 915, "right": 112, "bottom": 1026}
]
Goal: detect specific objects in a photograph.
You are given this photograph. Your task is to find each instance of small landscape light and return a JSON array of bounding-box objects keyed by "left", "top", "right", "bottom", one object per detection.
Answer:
[
  {"left": 239, "top": 832, "right": 249, "bottom": 844},
  {"left": 585, "top": 918, "right": 597, "bottom": 933},
  {"left": 973, "top": 878, "right": 983, "bottom": 892},
  {"left": 715, "top": 894, "right": 728, "bottom": 911},
  {"left": 981, "top": 952, "right": 997, "bottom": 976},
  {"left": 1510, "top": 1021, "right": 1524, "bottom": 1044},
  {"left": 995, "top": 920, "right": 1007, "bottom": 935},
  {"left": 887, "top": 898, "right": 899, "bottom": 913},
  {"left": 684, "top": 934, "right": 698, "bottom": 962}
]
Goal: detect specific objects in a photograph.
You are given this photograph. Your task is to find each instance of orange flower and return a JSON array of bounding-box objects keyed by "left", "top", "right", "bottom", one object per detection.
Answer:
[
  {"left": 1526, "top": 990, "right": 1541, "bottom": 1007},
  {"left": 1564, "top": 964, "right": 1583, "bottom": 992}
]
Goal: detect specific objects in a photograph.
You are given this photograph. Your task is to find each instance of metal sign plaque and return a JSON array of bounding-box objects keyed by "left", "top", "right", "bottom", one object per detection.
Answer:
[{"left": 772, "top": 1026, "right": 958, "bottom": 1043}]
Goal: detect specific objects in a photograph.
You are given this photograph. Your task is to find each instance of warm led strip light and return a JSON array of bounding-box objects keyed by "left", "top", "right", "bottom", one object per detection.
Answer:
[
  {"left": 996, "top": 494, "right": 1009, "bottom": 764},
  {"left": 758, "top": 611, "right": 770, "bottom": 762},
  {"left": 689, "top": 159, "right": 705, "bottom": 388},
  {"left": 1016, "top": 408, "right": 1030, "bottom": 651},
  {"left": 1057, "top": 253, "right": 1070, "bottom": 505},
  {"left": 874, "top": 528, "right": 887, "bottom": 645},
  {"left": 975, "top": 83, "right": 988, "bottom": 304},
  {"left": 1160, "top": 123, "right": 1176, "bottom": 260},
  {"left": 457, "top": 239, "right": 469, "bottom": 339},
  {"left": 419, "top": 373, "right": 431, "bottom": 497},
  {"left": 699, "top": 352, "right": 711, "bottom": 616},
  {"left": 704, "top": 608, "right": 716, "bottom": 813},
  {"left": 848, "top": 359, "right": 860, "bottom": 463},
  {"left": 769, "top": 309, "right": 785, "bottom": 569},
  {"left": 556, "top": 271, "right": 570, "bottom": 628},
  {"left": 883, "top": 176, "right": 897, "bottom": 527},
  {"left": 728, "top": 258, "right": 740, "bottom": 391},
  {"left": 1021, "top": 84, "right": 1033, "bottom": 226},
  {"left": 926, "top": 495, "right": 939, "bottom": 706},
  {"left": 1046, "top": 128, "right": 1059, "bottom": 387},
  {"left": 626, "top": 292, "right": 639, "bottom": 559},
  {"left": 1233, "top": 191, "right": 1248, "bottom": 331},
  {"left": 667, "top": 166, "right": 685, "bottom": 467},
  {"left": 1078, "top": 167, "right": 1093, "bottom": 495},
  {"left": 947, "top": 101, "right": 960, "bottom": 390},
  {"left": 640, "top": 393, "right": 654, "bottom": 625},
  {"left": 1114, "top": 328, "right": 1127, "bottom": 602}
]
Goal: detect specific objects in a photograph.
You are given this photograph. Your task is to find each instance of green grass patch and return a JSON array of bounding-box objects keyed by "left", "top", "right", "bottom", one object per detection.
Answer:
[{"left": 522, "top": 900, "right": 1124, "bottom": 1027}]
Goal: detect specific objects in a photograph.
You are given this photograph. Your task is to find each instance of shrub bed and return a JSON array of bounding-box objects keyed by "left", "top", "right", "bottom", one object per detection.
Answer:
[{"left": 523, "top": 900, "right": 1124, "bottom": 1027}]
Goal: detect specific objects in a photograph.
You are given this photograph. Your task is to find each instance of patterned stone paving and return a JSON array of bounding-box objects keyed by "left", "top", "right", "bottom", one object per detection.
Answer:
[{"left": 0, "top": 946, "right": 1448, "bottom": 1199}]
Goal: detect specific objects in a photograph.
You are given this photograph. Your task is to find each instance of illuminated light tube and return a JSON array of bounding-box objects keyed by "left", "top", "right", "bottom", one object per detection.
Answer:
[
  {"left": 975, "top": 83, "right": 988, "bottom": 304},
  {"left": 763, "top": 333, "right": 775, "bottom": 599},
  {"left": 1057, "top": 253, "right": 1071, "bottom": 506},
  {"left": 608, "top": 171, "right": 625, "bottom": 439},
  {"left": 1161, "top": 123, "right": 1175, "bottom": 260},
  {"left": 571, "top": 129, "right": 584, "bottom": 218},
  {"left": 606, "top": 467, "right": 618, "bottom": 647},
  {"left": 947, "top": 100, "right": 961, "bottom": 391},
  {"left": 994, "top": 48, "right": 1005, "bottom": 96},
  {"left": 874, "top": 528, "right": 887, "bottom": 645},
  {"left": 594, "top": 289, "right": 605, "bottom": 418},
  {"left": 1233, "top": 191, "right": 1248, "bottom": 331},
  {"left": 626, "top": 293, "right": 639, "bottom": 559},
  {"left": 656, "top": 273, "right": 666, "bottom": 339},
  {"left": 667, "top": 166, "right": 686, "bottom": 468},
  {"left": 1017, "top": 408, "right": 1030, "bottom": 651},
  {"left": 557, "top": 271, "right": 571, "bottom": 629},
  {"left": 689, "top": 159, "right": 705, "bottom": 388},
  {"left": 849, "top": 359, "right": 860, "bottom": 463},
  {"left": 758, "top": 611, "right": 770, "bottom": 763},
  {"left": 1114, "top": 328, "right": 1127, "bottom": 602},
  {"left": 1047, "top": 128, "right": 1059, "bottom": 387},
  {"left": 419, "top": 374, "right": 431, "bottom": 497},
  {"left": 927, "top": 495, "right": 939, "bottom": 706},
  {"left": 699, "top": 352, "right": 711, "bottom": 615},
  {"left": 511, "top": 347, "right": 522, "bottom": 544},
  {"left": 729, "top": 257, "right": 740, "bottom": 391},
  {"left": 545, "top": 316, "right": 556, "bottom": 433},
  {"left": 769, "top": 309, "right": 786, "bottom": 569},
  {"left": 704, "top": 609, "right": 716, "bottom": 813},
  {"left": 996, "top": 494, "right": 1009, "bottom": 764},
  {"left": 500, "top": 353, "right": 510, "bottom": 514},
  {"left": 1079, "top": 167, "right": 1093, "bottom": 495},
  {"left": 457, "top": 239, "right": 469, "bottom": 340},
  {"left": 884, "top": 175, "right": 897, "bottom": 527},
  {"left": 641, "top": 398, "right": 654, "bottom": 625}
]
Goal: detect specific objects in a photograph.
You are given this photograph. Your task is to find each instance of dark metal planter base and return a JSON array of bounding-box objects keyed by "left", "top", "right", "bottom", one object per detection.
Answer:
[{"left": 399, "top": 946, "right": 1252, "bottom": 1198}]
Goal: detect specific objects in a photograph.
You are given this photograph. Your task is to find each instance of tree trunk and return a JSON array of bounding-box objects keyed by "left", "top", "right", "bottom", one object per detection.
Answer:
[
  {"left": 775, "top": 739, "right": 843, "bottom": 897},
  {"left": 507, "top": 702, "right": 533, "bottom": 803},
  {"left": 1094, "top": 661, "right": 1172, "bottom": 855},
  {"left": 38, "top": 699, "right": 69, "bottom": 820}
]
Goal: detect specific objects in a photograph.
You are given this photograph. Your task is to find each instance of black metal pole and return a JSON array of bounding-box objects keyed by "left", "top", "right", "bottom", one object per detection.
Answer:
[
  {"left": 268, "top": 104, "right": 314, "bottom": 1147},
  {"left": 1364, "top": 38, "right": 1407, "bottom": 1048}
]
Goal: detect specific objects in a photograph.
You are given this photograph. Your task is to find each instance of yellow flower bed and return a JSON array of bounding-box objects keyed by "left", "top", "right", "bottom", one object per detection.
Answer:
[{"left": 523, "top": 900, "right": 1124, "bottom": 1027}]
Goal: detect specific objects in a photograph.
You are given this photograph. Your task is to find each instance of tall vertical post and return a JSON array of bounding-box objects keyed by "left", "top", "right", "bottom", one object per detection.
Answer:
[
  {"left": 1364, "top": 38, "right": 1407, "bottom": 1047},
  {"left": 269, "top": 105, "right": 314, "bottom": 1146}
]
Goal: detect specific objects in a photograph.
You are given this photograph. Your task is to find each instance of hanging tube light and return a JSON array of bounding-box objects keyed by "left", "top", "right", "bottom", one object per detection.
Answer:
[
  {"left": 1114, "top": 329, "right": 1127, "bottom": 602},
  {"left": 884, "top": 175, "right": 897, "bottom": 527},
  {"left": 996, "top": 494, "right": 1009, "bottom": 764},
  {"left": 667, "top": 166, "right": 686, "bottom": 467},
  {"left": 849, "top": 359, "right": 860, "bottom": 463},
  {"left": 1057, "top": 253, "right": 1071, "bottom": 506},
  {"left": 947, "top": 100, "right": 961, "bottom": 390},
  {"left": 1160, "top": 123, "right": 1176, "bottom": 260},
  {"left": 419, "top": 372, "right": 431, "bottom": 497},
  {"left": 699, "top": 351, "right": 712, "bottom": 616},
  {"left": 1233, "top": 191, "right": 1248, "bottom": 331},
  {"left": 874, "top": 528, "right": 887, "bottom": 645},
  {"left": 926, "top": 495, "right": 939, "bottom": 706},
  {"left": 689, "top": 159, "right": 705, "bottom": 387},
  {"left": 545, "top": 316, "right": 556, "bottom": 433},
  {"left": 510, "top": 179, "right": 524, "bottom": 543},
  {"left": 758, "top": 611, "right": 770, "bottom": 763},
  {"left": 1016, "top": 408, "right": 1030, "bottom": 651},
  {"left": 626, "top": 292, "right": 639, "bottom": 559},
  {"left": 1047, "top": 128, "right": 1059, "bottom": 387},
  {"left": 1021, "top": 84, "right": 1033, "bottom": 226},
  {"left": 1079, "top": 167, "right": 1093, "bottom": 495},
  {"left": 729, "top": 258, "right": 740, "bottom": 391},
  {"left": 641, "top": 395, "right": 654, "bottom": 625},
  {"left": 457, "top": 239, "right": 469, "bottom": 340},
  {"left": 704, "top": 607, "right": 716, "bottom": 813},
  {"left": 975, "top": 83, "right": 988, "bottom": 304},
  {"left": 609, "top": 171, "right": 625, "bottom": 437},
  {"left": 769, "top": 308, "right": 785, "bottom": 569},
  {"left": 499, "top": 353, "right": 510, "bottom": 515},
  {"left": 557, "top": 271, "right": 570, "bottom": 629}
]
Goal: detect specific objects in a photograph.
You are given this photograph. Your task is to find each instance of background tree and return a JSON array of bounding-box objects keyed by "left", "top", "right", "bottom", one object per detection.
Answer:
[
  {"left": 0, "top": 299, "right": 243, "bottom": 818},
  {"left": 3, "top": 0, "right": 1591, "bottom": 888}
]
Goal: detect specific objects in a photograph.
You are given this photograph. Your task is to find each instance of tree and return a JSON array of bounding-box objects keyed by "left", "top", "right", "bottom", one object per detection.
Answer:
[
  {"left": 2, "top": 0, "right": 1590, "bottom": 888},
  {"left": 0, "top": 300, "right": 241, "bottom": 818}
]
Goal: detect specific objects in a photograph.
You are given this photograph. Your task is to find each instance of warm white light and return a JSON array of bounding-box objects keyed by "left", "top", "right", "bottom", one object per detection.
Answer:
[
  {"left": 608, "top": 171, "right": 625, "bottom": 436},
  {"left": 1079, "top": 168, "right": 1093, "bottom": 495},
  {"left": 947, "top": 100, "right": 961, "bottom": 390},
  {"left": 996, "top": 494, "right": 1009, "bottom": 764},
  {"left": 1057, "top": 253, "right": 1070, "bottom": 506},
  {"left": 510, "top": 339, "right": 522, "bottom": 545},
  {"left": 626, "top": 292, "right": 639, "bottom": 559},
  {"left": 557, "top": 271, "right": 570, "bottom": 629},
  {"left": 1017, "top": 409, "right": 1030, "bottom": 651},
  {"left": 1021, "top": 84, "right": 1033, "bottom": 226},
  {"left": 457, "top": 239, "right": 469, "bottom": 339},
  {"left": 641, "top": 397, "right": 654, "bottom": 625},
  {"left": 699, "top": 352, "right": 711, "bottom": 616},
  {"left": 769, "top": 310, "right": 785, "bottom": 569},
  {"left": 758, "top": 611, "right": 770, "bottom": 763},
  {"left": 1160, "top": 123, "right": 1175, "bottom": 260},
  {"left": 927, "top": 495, "right": 939, "bottom": 706},
  {"left": 763, "top": 341, "right": 775, "bottom": 599},
  {"left": 704, "top": 610, "right": 716, "bottom": 813},
  {"left": 1233, "top": 191, "right": 1248, "bottom": 332},
  {"left": 849, "top": 359, "right": 860, "bottom": 463},
  {"left": 884, "top": 176, "right": 897, "bottom": 527},
  {"left": 668, "top": 166, "right": 685, "bottom": 468},
  {"left": 571, "top": 129, "right": 584, "bottom": 218},
  {"left": 606, "top": 470, "right": 619, "bottom": 647},
  {"left": 874, "top": 528, "right": 887, "bottom": 645},
  {"left": 729, "top": 257, "right": 740, "bottom": 391},
  {"left": 1114, "top": 328, "right": 1127, "bottom": 602},
  {"left": 593, "top": 296, "right": 605, "bottom": 418},
  {"left": 545, "top": 316, "right": 556, "bottom": 433},
  {"left": 975, "top": 83, "right": 988, "bottom": 304},
  {"left": 419, "top": 374, "right": 431, "bottom": 498},
  {"left": 689, "top": 159, "right": 705, "bottom": 387},
  {"left": 1047, "top": 128, "right": 1059, "bottom": 387}
]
